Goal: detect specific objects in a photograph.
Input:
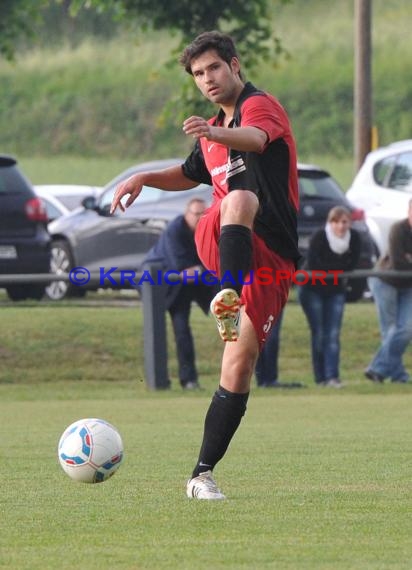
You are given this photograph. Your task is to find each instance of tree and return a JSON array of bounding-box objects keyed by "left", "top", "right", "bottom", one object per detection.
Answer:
[
  {"left": 0, "top": 0, "right": 50, "bottom": 60},
  {"left": 2, "top": 0, "right": 290, "bottom": 67},
  {"left": 69, "top": 0, "right": 291, "bottom": 121},
  {"left": 1, "top": 0, "right": 291, "bottom": 122},
  {"left": 69, "top": 0, "right": 289, "bottom": 68}
]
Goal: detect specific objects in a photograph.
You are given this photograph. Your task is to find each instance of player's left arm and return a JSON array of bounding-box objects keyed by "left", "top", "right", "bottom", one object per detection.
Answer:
[
  {"left": 183, "top": 117, "right": 266, "bottom": 152},
  {"left": 183, "top": 95, "right": 282, "bottom": 153}
]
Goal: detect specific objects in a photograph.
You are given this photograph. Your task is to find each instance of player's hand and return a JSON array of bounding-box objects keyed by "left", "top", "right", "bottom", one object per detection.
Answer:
[
  {"left": 110, "top": 176, "right": 143, "bottom": 214},
  {"left": 183, "top": 116, "right": 213, "bottom": 140}
]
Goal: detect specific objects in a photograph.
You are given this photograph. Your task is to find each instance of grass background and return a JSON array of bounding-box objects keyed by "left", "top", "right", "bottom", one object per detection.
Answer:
[
  {"left": 1, "top": 0, "right": 411, "bottom": 182},
  {"left": 0, "top": 297, "right": 411, "bottom": 569},
  {"left": 17, "top": 154, "right": 356, "bottom": 193},
  {"left": 3, "top": 293, "right": 410, "bottom": 387}
]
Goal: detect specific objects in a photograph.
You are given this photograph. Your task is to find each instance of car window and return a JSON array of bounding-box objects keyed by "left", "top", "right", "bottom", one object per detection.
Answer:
[
  {"left": 43, "top": 199, "right": 63, "bottom": 220},
  {"left": 373, "top": 156, "right": 396, "bottom": 186},
  {"left": 299, "top": 173, "right": 344, "bottom": 200},
  {"left": 99, "top": 185, "right": 163, "bottom": 211},
  {"left": 55, "top": 195, "right": 89, "bottom": 210},
  {"left": 387, "top": 152, "right": 412, "bottom": 192}
]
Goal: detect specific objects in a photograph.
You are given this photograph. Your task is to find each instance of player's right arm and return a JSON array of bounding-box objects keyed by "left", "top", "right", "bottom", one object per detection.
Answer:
[{"left": 110, "top": 165, "right": 197, "bottom": 214}]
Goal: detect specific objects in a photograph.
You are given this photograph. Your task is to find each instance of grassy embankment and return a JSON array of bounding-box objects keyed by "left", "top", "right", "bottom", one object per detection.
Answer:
[{"left": 0, "top": 0, "right": 410, "bottom": 189}]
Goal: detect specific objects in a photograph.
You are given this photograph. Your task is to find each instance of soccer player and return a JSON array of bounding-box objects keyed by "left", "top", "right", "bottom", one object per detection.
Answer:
[{"left": 111, "top": 31, "right": 300, "bottom": 499}]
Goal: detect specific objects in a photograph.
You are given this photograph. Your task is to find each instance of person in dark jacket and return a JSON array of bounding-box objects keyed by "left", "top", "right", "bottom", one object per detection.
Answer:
[
  {"left": 142, "top": 198, "right": 215, "bottom": 390},
  {"left": 298, "top": 206, "right": 360, "bottom": 387},
  {"left": 365, "top": 198, "right": 412, "bottom": 383}
]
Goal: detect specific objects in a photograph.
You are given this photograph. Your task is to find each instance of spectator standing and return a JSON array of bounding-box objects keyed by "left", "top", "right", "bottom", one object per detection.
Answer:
[
  {"left": 141, "top": 198, "right": 215, "bottom": 390},
  {"left": 365, "top": 198, "right": 412, "bottom": 383},
  {"left": 298, "top": 206, "right": 360, "bottom": 387}
]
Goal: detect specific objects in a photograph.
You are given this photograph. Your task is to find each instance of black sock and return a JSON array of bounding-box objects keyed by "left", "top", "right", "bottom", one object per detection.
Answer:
[
  {"left": 219, "top": 224, "right": 253, "bottom": 296},
  {"left": 191, "top": 386, "right": 249, "bottom": 478}
]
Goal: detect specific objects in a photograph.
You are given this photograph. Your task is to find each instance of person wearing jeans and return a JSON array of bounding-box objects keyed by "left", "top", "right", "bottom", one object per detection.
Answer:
[
  {"left": 298, "top": 288, "right": 346, "bottom": 384},
  {"left": 365, "top": 199, "right": 412, "bottom": 384},
  {"left": 298, "top": 206, "right": 360, "bottom": 387}
]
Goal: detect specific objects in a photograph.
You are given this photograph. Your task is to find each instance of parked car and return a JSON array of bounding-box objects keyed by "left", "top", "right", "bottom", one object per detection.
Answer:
[
  {"left": 346, "top": 139, "right": 412, "bottom": 256},
  {"left": 34, "top": 186, "right": 71, "bottom": 222},
  {"left": 47, "top": 159, "right": 374, "bottom": 301},
  {"left": 34, "top": 184, "right": 102, "bottom": 212},
  {"left": 46, "top": 159, "right": 212, "bottom": 300},
  {"left": 0, "top": 155, "right": 51, "bottom": 301}
]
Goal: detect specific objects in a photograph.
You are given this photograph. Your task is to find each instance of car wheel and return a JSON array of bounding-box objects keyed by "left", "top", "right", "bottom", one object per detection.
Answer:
[
  {"left": 46, "top": 240, "right": 86, "bottom": 300},
  {"left": 6, "top": 285, "right": 45, "bottom": 301},
  {"left": 345, "top": 278, "right": 367, "bottom": 303}
]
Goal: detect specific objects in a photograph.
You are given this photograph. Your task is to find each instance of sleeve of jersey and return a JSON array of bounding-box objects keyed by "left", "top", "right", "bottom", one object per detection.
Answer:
[
  {"left": 182, "top": 141, "right": 213, "bottom": 185},
  {"left": 240, "top": 95, "right": 288, "bottom": 145}
]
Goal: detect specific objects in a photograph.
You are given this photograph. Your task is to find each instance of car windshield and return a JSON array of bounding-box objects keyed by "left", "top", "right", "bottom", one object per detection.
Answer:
[
  {"left": 299, "top": 172, "right": 344, "bottom": 200},
  {"left": 373, "top": 156, "right": 396, "bottom": 186},
  {"left": 56, "top": 195, "right": 91, "bottom": 210},
  {"left": 99, "top": 186, "right": 164, "bottom": 211},
  {"left": 387, "top": 152, "right": 412, "bottom": 191}
]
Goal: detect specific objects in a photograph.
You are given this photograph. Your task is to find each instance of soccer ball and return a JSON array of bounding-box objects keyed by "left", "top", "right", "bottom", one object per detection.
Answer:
[{"left": 58, "top": 418, "right": 124, "bottom": 483}]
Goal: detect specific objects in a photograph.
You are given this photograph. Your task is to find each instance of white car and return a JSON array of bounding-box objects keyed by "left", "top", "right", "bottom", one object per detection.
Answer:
[
  {"left": 34, "top": 184, "right": 102, "bottom": 214},
  {"left": 346, "top": 140, "right": 412, "bottom": 256},
  {"left": 34, "top": 186, "right": 71, "bottom": 222}
]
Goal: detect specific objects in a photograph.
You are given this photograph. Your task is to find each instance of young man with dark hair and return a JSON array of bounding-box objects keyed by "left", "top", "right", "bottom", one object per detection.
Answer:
[{"left": 111, "top": 31, "right": 299, "bottom": 499}]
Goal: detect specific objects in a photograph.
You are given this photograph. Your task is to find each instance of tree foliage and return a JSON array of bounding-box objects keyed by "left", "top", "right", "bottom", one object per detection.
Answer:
[
  {"left": 69, "top": 0, "right": 290, "bottom": 69},
  {"left": 0, "top": 0, "right": 50, "bottom": 60},
  {"left": 1, "top": 0, "right": 291, "bottom": 123},
  {"left": 69, "top": 0, "right": 291, "bottom": 122}
]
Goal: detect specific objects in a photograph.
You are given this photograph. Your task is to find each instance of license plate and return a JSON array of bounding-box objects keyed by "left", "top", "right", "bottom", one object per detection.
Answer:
[{"left": 0, "top": 245, "right": 17, "bottom": 259}]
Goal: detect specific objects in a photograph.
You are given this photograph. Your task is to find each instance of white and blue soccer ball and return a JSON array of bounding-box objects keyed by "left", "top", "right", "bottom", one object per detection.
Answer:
[{"left": 58, "top": 418, "right": 124, "bottom": 483}]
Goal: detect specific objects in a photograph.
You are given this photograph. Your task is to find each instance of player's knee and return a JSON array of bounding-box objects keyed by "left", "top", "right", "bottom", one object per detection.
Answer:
[{"left": 220, "top": 190, "right": 259, "bottom": 224}]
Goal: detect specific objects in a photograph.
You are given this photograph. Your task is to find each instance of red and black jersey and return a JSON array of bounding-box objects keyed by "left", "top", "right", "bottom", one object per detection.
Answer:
[{"left": 182, "top": 82, "right": 300, "bottom": 262}]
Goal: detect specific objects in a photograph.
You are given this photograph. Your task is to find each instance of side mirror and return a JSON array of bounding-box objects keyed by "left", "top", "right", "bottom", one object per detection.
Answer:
[{"left": 81, "top": 196, "right": 97, "bottom": 210}]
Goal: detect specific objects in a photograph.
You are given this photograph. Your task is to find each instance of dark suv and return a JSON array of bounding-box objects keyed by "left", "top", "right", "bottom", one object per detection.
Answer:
[{"left": 0, "top": 155, "right": 51, "bottom": 300}]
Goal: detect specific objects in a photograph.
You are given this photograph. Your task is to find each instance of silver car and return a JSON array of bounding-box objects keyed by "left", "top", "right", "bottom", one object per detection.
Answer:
[{"left": 47, "top": 159, "right": 213, "bottom": 300}]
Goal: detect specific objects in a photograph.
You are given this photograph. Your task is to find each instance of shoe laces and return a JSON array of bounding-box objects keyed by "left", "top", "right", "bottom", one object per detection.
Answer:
[{"left": 196, "top": 471, "right": 220, "bottom": 491}]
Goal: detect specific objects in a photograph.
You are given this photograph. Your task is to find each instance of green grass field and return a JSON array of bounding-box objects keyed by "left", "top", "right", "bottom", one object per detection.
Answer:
[{"left": 0, "top": 297, "right": 411, "bottom": 569}]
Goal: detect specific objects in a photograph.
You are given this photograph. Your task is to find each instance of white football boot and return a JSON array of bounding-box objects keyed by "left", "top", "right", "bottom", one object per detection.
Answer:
[{"left": 186, "top": 470, "right": 226, "bottom": 500}]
